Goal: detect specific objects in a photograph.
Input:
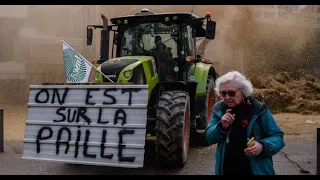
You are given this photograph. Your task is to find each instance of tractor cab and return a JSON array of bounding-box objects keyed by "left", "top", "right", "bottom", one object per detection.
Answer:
[{"left": 86, "top": 9, "right": 216, "bottom": 82}]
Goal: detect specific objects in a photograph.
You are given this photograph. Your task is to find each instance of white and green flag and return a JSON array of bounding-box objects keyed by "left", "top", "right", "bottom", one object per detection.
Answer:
[{"left": 62, "top": 40, "right": 92, "bottom": 83}]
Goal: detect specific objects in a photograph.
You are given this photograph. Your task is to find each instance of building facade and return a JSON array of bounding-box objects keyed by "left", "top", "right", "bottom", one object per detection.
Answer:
[{"left": 0, "top": 5, "right": 99, "bottom": 105}]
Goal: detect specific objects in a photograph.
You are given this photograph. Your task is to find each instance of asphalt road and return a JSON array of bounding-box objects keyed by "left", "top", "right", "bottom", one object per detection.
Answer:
[{"left": 0, "top": 138, "right": 317, "bottom": 175}]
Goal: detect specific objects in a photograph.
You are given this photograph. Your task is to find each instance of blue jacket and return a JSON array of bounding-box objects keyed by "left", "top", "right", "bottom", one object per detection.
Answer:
[{"left": 205, "top": 96, "right": 285, "bottom": 175}]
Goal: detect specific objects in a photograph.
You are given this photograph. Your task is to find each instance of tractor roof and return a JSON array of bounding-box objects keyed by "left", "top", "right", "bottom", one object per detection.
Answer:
[{"left": 110, "top": 9, "right": 204, "bottom": 25}]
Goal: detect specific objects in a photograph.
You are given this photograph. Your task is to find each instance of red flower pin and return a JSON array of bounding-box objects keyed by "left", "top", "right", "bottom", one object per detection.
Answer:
[{"left": 242, "top": 119, "right": 249, "bottom": 128}]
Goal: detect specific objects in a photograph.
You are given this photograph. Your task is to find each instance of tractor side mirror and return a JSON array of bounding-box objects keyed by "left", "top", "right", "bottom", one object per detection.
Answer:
[
  {"left": 205, "top": 20, "right": 216, "bottom": 40},
  {"left": 87, "top": 28, "right": 93, "bottom": 45}
]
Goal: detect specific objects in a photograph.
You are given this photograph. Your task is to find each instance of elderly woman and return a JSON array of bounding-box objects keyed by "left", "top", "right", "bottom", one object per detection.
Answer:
[{"left": 205, "top": 71, "right": 285, "bottom": 175}]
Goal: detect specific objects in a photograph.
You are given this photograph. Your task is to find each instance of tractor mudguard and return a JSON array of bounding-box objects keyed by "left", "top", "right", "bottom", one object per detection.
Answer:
[
  {"left": 159, "top": 81, "right": 197, "bottom": 95},
  {"left": 188, "top": 62, "right": 216, "bottom": 97}
]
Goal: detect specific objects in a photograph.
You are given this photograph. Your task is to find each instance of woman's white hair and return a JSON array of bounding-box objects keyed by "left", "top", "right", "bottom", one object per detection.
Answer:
[{"left": 214, "top": 71, "right": 253, "bottom": 98}]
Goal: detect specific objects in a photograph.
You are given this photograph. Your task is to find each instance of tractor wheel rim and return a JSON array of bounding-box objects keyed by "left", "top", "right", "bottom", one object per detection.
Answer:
[
  {"left": 207, "top": 89, "right": 214, "bottom": 124},
  {"left": 183, "top": 105, "right": 189, "bottom": 151}
]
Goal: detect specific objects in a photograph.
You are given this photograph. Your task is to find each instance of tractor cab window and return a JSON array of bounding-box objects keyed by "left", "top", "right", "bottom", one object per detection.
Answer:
[
  {"left": 119, "top": 23, "right": 178, "bottom": 58},
  {"left": 182, "top": 25, "right": 195, "bottom": 58}
]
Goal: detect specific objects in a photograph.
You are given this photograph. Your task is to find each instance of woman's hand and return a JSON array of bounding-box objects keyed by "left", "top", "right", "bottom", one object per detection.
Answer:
[
  {"left": 221, "top": 109, "right": 235, "bottom": 129},
  {"left": 244, "top": 141, "right": 263, "bottom": 157}
]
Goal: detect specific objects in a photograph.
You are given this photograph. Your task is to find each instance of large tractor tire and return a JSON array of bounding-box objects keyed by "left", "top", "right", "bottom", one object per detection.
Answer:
[
  {"left": 196, "top": 74, "right": 220, "bottom": 146},
  {"left": 155, "top": 91, "right": 190, "bottom": 168}
]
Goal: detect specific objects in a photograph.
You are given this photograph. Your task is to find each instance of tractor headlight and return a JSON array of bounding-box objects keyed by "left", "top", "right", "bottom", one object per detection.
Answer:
[
  {"left": 174, "top": 66, "right": 179, "bottom": 72},
  {"left": 124, "top": 71, "right": 131, "bottom": 78}
]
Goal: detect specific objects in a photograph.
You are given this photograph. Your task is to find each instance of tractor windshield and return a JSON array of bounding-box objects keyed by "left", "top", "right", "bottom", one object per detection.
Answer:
[{"left": 119, "top": 23, "right": 178, "bottom": 58}]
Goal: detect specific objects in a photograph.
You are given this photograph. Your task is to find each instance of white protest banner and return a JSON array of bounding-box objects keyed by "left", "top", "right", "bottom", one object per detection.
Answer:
[{"left": 23, "top": 84, "right": 148, "bottom": 168}]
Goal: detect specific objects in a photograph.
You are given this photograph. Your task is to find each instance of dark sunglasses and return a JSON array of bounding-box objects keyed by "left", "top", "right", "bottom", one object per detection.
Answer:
[{"left": 219, "top": 89, "right": 241, "bottom": 97}]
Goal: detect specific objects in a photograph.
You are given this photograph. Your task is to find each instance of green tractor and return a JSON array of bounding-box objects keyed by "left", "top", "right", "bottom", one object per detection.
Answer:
[{"left": 86, "top": 8, "right": 219, "bottom": 168}]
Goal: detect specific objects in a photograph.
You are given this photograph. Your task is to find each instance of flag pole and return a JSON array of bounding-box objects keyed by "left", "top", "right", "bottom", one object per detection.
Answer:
[{"left": 61, "top": 40, "right": 114, "bottom": 83}]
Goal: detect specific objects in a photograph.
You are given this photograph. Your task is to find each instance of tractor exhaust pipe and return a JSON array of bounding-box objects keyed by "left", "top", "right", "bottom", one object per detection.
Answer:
[
  {"left": 99, "top": 13, "right": 110, "bottom": 63},
  {"left": 101, "top": 13, "right": 108, "bottom": 30}
]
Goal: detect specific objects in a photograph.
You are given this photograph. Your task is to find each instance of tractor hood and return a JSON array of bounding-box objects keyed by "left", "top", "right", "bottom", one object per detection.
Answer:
[
  {"left": 99, "top": 56, "right": 152, "bottom": 82},
  {"left": 100, "top": 58, "right": 138, "bottom": 82}
]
